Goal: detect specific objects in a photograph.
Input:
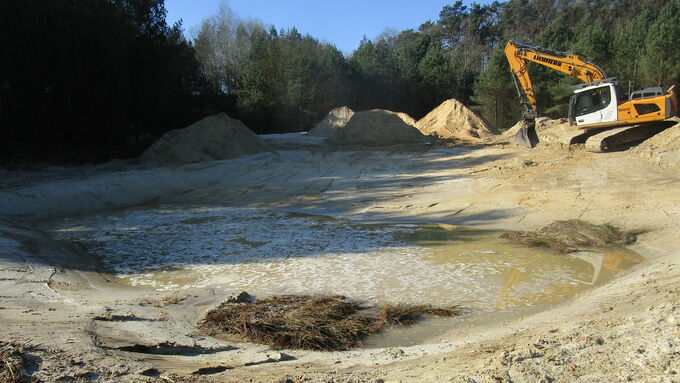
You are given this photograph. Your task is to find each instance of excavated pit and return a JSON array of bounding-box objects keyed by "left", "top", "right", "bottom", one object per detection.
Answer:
[{"left": 40, "top": 206, "right": 644, "bottom": 348}]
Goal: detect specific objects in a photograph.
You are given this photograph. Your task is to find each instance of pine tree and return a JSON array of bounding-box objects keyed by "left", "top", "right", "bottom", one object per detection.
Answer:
[{"left": 641, "top": 1, "right": 680, "bottom": 87}]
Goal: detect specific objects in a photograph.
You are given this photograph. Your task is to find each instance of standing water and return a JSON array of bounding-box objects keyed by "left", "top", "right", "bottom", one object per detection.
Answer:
[{"left": 42, "top": 205, "right": 643, "bottom": 347}]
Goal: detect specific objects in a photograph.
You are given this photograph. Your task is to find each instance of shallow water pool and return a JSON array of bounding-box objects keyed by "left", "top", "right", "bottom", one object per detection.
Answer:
[{"left": 42, "top": 205, "right": 643, "bottom": 346}]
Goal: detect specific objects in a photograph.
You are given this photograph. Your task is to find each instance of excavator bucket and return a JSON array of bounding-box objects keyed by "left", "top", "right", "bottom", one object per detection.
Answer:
[{"left": 515, "top": 119, "right": 539, "bottom": 148}]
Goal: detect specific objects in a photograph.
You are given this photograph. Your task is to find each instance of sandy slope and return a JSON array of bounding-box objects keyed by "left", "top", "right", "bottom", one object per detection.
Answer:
[{"left": 0, "top": 137, "right": 678, "bottom": 382}]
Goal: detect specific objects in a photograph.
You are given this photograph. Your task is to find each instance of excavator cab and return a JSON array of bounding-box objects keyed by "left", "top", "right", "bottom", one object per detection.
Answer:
[{"left": 568, "top": 83, "right": 619, "bottom": 126}]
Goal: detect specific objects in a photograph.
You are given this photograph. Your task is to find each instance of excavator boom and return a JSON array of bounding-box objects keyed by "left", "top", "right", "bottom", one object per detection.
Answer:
[{"left": 504, "top": 41, "right": 606, "bottom": 121}]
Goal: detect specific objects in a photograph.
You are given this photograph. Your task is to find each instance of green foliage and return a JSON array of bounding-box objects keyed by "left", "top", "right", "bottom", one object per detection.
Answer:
[
  {"left": 611, "top": 11, "right": 652, "bottom": 90},
  {"left": 472, "top": 47, "right": 521, "bottom": 131},
  {"left": 236, "top": 29, "right": 351, "bottom": 132},
  {"left": 0, "top": 0, "right": 202, "bottom": 163},
  {"left": 571, "top": 18, "right": 613, "bottom": 66},
  {"left": 537, "top": 16, "right": 573, "bottom": 51},
  {"left": 641, "top": 1, "right": 680, "bottom": 87}
]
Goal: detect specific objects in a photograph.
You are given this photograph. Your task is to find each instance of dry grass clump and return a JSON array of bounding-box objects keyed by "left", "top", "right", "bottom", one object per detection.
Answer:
[
  {"left": 501, "top": 219, "right": 643, "bottom": 253},
  {"left": 200, "top": 294, "right": 461, "bottom": 351},
  {"left": 201, "top": 295, "right": 379, "bottom": 351},
  {"left": 0, "top": 343, "right": 24, "bottom": 383},
  {"left": 378, "top": 304, "right": 460, "bottom": 325}
]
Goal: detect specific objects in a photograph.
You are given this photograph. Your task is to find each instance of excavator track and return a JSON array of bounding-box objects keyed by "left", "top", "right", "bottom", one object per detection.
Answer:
[{"left": 584, "top": 121, "right": 675, "bottom": 153}]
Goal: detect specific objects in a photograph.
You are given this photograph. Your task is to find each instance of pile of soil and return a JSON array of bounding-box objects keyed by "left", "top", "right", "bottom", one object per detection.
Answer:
[
  {"left": 630, "top": 118, "right": 680, "bottom": 170},
  {"left": 307, "top": 107, "right": 355, "bottom": 137},
  {"left": 416, "top": 99, "right": 496, "bottom": 140},
  {"left": 493, "top": 119, "right": 530, "bottom": 143},
  {"left": 141, "top": 113, "right": 270, "bottom": 165},
  {"left": 330, "top": 109, "right": 431, "bottom": 146},
  {"left": 534, "top": 117, "right": 571, "bottom": 142}
]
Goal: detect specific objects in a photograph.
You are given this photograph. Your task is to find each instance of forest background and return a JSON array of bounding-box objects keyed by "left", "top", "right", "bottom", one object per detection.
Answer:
[{"left": 1, "top": 0, "right": 679, "bottom": 163}]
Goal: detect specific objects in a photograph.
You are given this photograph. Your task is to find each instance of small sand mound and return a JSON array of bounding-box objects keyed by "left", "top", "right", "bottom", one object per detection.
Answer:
[
  {"left": 307, "top": 107, "right": 355, "bottom": 137},
  {"left": 330, "top": 109, "right": 431, "bottom": 146},
  {"left": 494, "top": 119, "right": 530, "bottom": 142},
  {"left": 491, "top": 117, "right": 572, "bottom": 145},
  {"left": 395, "top": 112, "right": 417, "bottom": 126},
  {"left": 631, "top": 118, "right": 680, "bottom": 170},
  {"left": 416, "top": 99, "right": 495, "bottom": 140},
  {"left": 142, "top": 113, "right": 270, "bottom": 165},
  {"left": 534, "top": 117, "right": 576, "bottom": 144}
]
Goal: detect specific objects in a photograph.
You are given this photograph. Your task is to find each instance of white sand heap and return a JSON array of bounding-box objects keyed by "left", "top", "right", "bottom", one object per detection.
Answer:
[
  {"left": 630, "top": 117, "right": 680, "bottom": 170},
  {"left": 142, "top": 113, "right": 270, "bottom": 165},
  {"left": 307, "top": 107, "right": 355, "bottom": 137},
  {"left": 330, "top": 109, "right": 431, "bottom": 146},
  {"left": 416, "top": 98, "right": 495, "bottom": 140}
]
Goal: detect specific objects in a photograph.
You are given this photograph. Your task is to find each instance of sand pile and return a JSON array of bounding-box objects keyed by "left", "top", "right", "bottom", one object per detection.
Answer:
[
  {"left": 493, "top": 117, "right": 574, "bottom": 145},
  {"left": 141, "top": 113, "right": 270, "bottom": 165},
  {"left": 630, "top": 118, "right": 680, "bottom": 170},
  {"left": 330, "top": 109, "right": 431, "bottom": 146},
  {"left": 495, "top": 119, "right": 530, "bottom": 142},
  {"left": 416, "top": 99, "right": 495, "bottom": 140},
  {"left": 534, "top": 117, "right": 576, "bottom": 144},
  {"left": 307, "top": 107, "right": 355, "bottom": 137},
  {"left": 396, "top": 112, "right": 417, "bottom": 126}
]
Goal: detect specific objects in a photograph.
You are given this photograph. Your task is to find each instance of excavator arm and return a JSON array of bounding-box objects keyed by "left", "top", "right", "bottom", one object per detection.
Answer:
[
  {"left": 504, "top": 40, "right": 607, "bottom": 118},
  {"left": 504, "top": 41, "right": 608, "bottom": 147}
]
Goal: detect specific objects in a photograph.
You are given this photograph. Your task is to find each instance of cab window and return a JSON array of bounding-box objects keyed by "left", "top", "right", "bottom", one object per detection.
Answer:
[{"left": 574, "top": 86, "right": 611, "bottom": 116}]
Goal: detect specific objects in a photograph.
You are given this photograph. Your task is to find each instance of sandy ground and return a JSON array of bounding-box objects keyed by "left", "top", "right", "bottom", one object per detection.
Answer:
[{"left": 0, "top": 135, "right": 678, "bottom": 382}]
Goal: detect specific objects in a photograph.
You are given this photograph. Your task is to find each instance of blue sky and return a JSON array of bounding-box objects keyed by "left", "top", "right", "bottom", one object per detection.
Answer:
[{"left": 165, "top": 0, "right": 488, "bottom": 55}]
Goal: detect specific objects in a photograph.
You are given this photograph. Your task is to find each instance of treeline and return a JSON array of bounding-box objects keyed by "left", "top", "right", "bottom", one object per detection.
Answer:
[
  {"left": 2, "top": 0, "right": 680, "bottom": 163},
  {"left": 0, "top": 0, "right": 202, "bottom": 163},
  {"left": 192, "top": 2, "right": 485, "bottom": 133},
  {"left": 197, "top": 0, "right": 680, "bottom": 135}
]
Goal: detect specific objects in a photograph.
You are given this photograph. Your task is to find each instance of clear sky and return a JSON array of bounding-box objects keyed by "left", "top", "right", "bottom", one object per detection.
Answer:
[{"left": 165, "top": 0, "right": 488, "bottom": 55}]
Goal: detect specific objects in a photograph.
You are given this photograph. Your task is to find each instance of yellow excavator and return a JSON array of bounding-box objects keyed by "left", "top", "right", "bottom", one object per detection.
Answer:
[{"left": 505, "top": 40, "right": 677, "bottom": 150}]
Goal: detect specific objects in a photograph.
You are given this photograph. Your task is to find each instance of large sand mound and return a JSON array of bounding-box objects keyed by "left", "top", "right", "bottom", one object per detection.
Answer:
[
  {"left": 142, "top": 113, "right": 270, "bottom": 165},
  {"left": 630, "top": 118, "right": 680, "bottom": 170},
  {"left": 330, "top": 109, "right": 431, "bottom": 146},
  {"left": 307, "top": 107, "right": 355, "bottom": 137},
  {"left": 416, "top": 99, "right": 495, "bottom": 140}
]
